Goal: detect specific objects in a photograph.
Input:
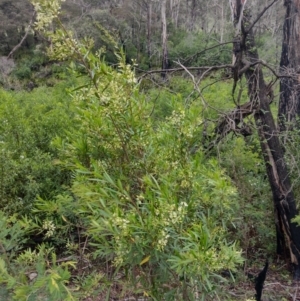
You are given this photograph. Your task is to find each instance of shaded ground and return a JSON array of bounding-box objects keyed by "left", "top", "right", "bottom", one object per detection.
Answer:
[
  {"left": 83, "top": 261, "right": 300, "bottom": 301},
  {"left": 228, "top": 261, "right": 300, "bottom": 301},
  {"left": 2, "top": 259, "right": 297, "bottom": 300}
]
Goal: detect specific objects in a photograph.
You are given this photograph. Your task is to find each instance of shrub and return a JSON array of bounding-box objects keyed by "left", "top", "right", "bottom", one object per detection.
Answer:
[
  {"left": 34, "top": 19, "right": 243, "bottom": 300},
  {"left": 168, "top": 30, "right": 232, "bottom": 67},
  {"left": 0, "top": 87, "right": 74, "bottom": 216},
  {"left": 13, "top": 64, "right": 32, "bottom": 80},
  {"left": 0, "top": 1, "right": 245, "bottom": 299},
  {"left": 219, "top": 136, "right": 275, "bottom": 256}
]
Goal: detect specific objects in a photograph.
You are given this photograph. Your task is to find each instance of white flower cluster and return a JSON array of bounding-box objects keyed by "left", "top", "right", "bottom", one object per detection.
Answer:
[
  {"left": 32, "top": 0, "right": 66, "bottom": 30},
  {"left": 164, "top": 202, "right": 188, "bottom": 226},
  {"left": 42, "top": 219, "right": 56, "bottom": 238},
  {"left": 156, "top": 229, "right": 170, "bottom": 251},
  {"left": 113, "top": 214, "right": 130, "bottom": 234},
  {"left": 118, "top": 60, "right": 137, "bottom": 85},
  {"left": 113, "top": 235, "right": 130, "bottom": 266},
  {"left": 111, "top": 214, "right": 131, "bottom": 266},
  {"left": 167, "top": 110, "right": 185, "bottom": 127},
  {"left": 155, "top": 202, "right": 188, "bottom": 251}
]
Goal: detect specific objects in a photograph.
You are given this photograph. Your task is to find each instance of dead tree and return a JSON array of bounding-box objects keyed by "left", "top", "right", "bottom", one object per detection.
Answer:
[{"left": 229, "top": 0, "right": 300, "bottom": 278}]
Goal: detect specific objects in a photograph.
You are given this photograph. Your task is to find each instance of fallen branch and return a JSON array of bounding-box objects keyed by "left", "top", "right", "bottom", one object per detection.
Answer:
[
  {"left": 138, "top": 60, "right": 294, "bottom": 82},
  {"left": 138, "top": 64, "right": 233, "bottom": 81}
]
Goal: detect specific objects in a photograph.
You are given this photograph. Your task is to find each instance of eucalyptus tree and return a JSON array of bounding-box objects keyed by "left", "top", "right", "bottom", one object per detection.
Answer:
[{"left": 161, "top": 0, "right": 169, "bottom": 75}]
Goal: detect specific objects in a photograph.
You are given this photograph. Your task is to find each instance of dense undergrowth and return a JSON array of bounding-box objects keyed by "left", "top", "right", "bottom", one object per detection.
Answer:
[
  {"left": 0, "top": 1, "right": 293, "bottom": 301},
  {"left": 0, "top": 62, "right": 279, "bottom": 300},
  {"left": 0, "top": 67, "right": 277, "bottom": 300}
]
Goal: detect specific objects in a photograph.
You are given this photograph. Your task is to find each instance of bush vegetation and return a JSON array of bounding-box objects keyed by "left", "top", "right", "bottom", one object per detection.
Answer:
[{"left": 0, "top": 1, "right": 285, "bottom": 300}]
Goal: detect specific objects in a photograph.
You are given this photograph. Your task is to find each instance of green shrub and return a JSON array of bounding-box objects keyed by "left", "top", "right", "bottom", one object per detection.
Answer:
[
  {"left": 11, "top": 49, "right": 49, "bottom": 81},
  {"left": 168, "top": 30, "right": 232, "bottom": 67},
  {"left": 219, "top": 136, "right": 275, "bottom": 256},
  {"left": 36, "top": 23, "right": 243, "bottom": 298},
  {"left": 0, "top": 242, "right": 76, "bottom": 301},
  {"left": 0, "top": 87, "right": 74, "bottom": 216},
  {"left": 0, "top": 1, "right": 246, "bottom": 299},
  {"left": 14, "top": 64, "right": 32, "bottom": 80}
]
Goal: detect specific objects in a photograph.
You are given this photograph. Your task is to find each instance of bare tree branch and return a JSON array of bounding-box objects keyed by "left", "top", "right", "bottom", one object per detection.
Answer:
[
  {"left": 7, "top": 11, "right": 36, "bottom": 59},
  {"left": 182, "top": 41, "right": 234, "bottom": 65},
  {"left": 245, "top": 0, "right": 279, "bottom": 34},
  {"left": 138, "top": 60, "right": 294, "bottom": 82},
  {"left": 137, "top": 64, "right": 233, "bottom": 81}
]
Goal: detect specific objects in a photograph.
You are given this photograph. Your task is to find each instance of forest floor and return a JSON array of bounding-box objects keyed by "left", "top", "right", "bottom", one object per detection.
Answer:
[
  {"left": 228, "top": 260, "right": 300, "bottom": 301},
  {"left": 82, "top": 260, "right": 300, "bottom": 301}
]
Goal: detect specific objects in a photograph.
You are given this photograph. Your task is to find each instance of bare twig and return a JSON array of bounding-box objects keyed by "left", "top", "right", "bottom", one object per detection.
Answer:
[
  {"left": 245, "top": 0, "right": 279, "bottom": 34},
  {"left": 138, "top": 60, "right": 293, "bottom": 82},
  {"left": 138, "top": 64, "right": 233, "bottom": 81},
  {"left": 182, "top": 41, "right": 234, "bottom": 65},
  {"left": 7, "top": 11, "right": 36, "bottom": 59}
]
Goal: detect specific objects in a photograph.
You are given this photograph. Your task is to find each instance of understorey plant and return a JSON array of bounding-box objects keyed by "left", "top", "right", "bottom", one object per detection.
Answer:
[{"left": 4, "top": 0, "right": 244, "bottom": 299}]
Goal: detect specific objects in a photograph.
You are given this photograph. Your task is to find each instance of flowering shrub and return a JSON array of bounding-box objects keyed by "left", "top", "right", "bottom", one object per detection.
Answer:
[
  {"left": 46, "top": 28, "right": 243, "bottom": 298},
  {"left": 0, "top": 1, "right": 244, "bottom": 300}
]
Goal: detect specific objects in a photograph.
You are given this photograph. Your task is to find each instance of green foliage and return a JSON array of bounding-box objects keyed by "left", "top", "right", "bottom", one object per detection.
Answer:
[
  {"left": 12, "top": 50, "right": 48, "bottom": 80},
  {"left": 168, "top": 30, "right": 232, "bottom": 67},
  {"left": 0, "top": 0, "right": 287, "bottom": 300},
  {"left": 0, "top": 86, "right": 74, "bottom": 215},
  {"left": 219, "top": 136, "right": 275, "bottom": 256},
  {"left": 13, "top": 64, "right": 32, "bottom": 80},
  {"left": 0, "top": 211, "right": 29, "bottom": 264},
  {"left": 27, "top": 5, "right": 243, "bottom": 298},
  {"left": 1, "top": 0, "right": 282, "bottom": 299},
  {"left": 0, "top": 244, "right": 76, "bottom": 301},
  {"left": 282, "top": 124, "right": 300, "bottom": 214},
  {"left": 55, "top": 78, "right": 243, "bottom": 298}
]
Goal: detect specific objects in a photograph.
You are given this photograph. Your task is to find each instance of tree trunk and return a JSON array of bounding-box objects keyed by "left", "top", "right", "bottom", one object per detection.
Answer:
[
  {"left": 161, "top": 0, "right": 169, "bottom": 78},
  {"left": 279, "top": 0, "right": 300, "bottom": 131},
  {"left": 231, "top": 0, "right": 300, "bottom": 278},
  {"left": 189, "top": 0, "right": 197, "bottom": 31},
  {"left": 170, "top": 0, "right": 181, "bottom": 28},
  {"left": 147, "top": 1, "right": 152, "bottom": 69}
]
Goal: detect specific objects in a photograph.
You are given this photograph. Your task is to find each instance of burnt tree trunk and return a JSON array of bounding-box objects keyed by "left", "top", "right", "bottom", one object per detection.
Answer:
[
  {"left": 231, "top": 0, "right": 300, "bottom": 278},
  {"left": 279, "top": 0, "right": 300, "bottom": 131}
]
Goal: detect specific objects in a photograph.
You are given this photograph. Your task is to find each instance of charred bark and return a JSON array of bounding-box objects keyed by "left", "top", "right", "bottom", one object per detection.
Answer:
[
  {"left": 231, "top": 0, "right": 300, "bottom": 278},
  {"left": 279, "top": 0, "right": 300, "bottom": 131},
  {"left": 202, "top": 101, "right": 254, "bottom": 153},
  {"left": 255, "top": 260, "right": 269, "bottom": 301}
]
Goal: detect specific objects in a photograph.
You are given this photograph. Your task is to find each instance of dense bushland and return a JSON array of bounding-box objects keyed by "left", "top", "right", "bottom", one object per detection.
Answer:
[
  {"left": 0, "top": 32, "right": 278, "bottom": 301},
  {"left": 0, "top": 61, "right": 275, "bottom": 301},
  {"left": 0, "top": 1, "right": 290, "bottom": 300},
  {"left": 0, "top": 53, "right": 246, "bottom": 301}
]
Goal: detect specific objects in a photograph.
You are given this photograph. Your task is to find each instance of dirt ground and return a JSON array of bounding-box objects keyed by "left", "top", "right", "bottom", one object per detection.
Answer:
[{"left": 228, "top": 262, "right": 300, "bottom": 301}]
